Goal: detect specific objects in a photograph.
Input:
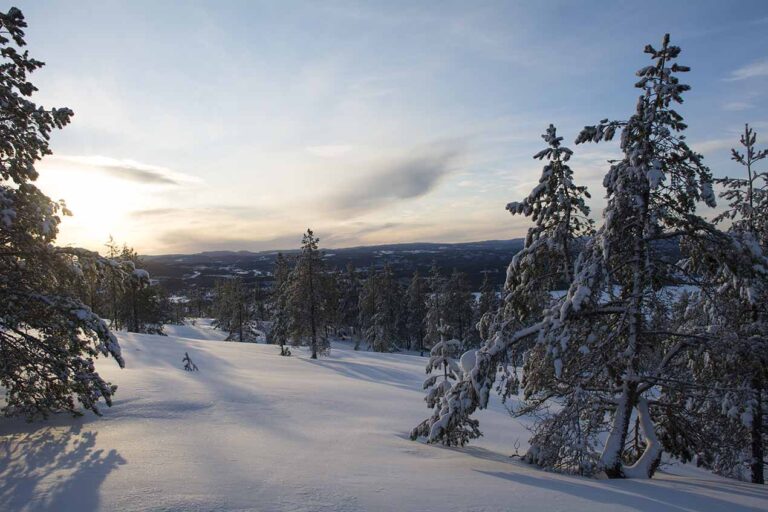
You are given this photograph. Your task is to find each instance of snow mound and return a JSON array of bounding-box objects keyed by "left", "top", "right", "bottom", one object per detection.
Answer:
[{"left": 0, "top": 324, "right": 766, "bottom": 511}]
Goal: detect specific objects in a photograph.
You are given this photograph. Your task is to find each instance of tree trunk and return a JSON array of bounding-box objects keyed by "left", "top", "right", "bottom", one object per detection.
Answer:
[
  {"left": 623, "top": 397, "right": 663, "bottom": 478},
  {"left": 600, "top": 382, "right": 634, "bottom": 478},
  {"left": 751, "top": 378, "right": 765, "bottom": 485}
]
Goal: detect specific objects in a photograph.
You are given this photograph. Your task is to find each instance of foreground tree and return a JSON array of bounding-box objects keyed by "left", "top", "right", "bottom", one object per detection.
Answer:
[
  {"left": 411, "top": 123, "right": 592, "bottom": 448},
  {"left": 0, "top": 8, "right": 128, "bottom": 418},
  {"left": 536, "top": 34, "right": 717, "bottom": 478},
  {"left": 411, "top": 324, "right": 479, "bottom": 446}
]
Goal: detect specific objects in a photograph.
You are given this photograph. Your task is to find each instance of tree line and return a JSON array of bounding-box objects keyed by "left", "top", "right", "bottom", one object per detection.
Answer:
[{"left": 210, "top": 229, "right": 501, "bottom": 359}]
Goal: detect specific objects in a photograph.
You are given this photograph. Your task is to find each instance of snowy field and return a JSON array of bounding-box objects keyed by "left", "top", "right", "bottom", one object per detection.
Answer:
[{"left": 1, "top": 321, "right": 766, "bottom": 512}]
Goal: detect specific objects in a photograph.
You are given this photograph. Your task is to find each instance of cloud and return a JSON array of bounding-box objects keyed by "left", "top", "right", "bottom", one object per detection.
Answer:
[
  {"left": 305, "top": 145, "right": 353, "bottom": 158},
  {"left": 46, "top": 155, "right": 202, "bottom": 186},
  {"left": 151, "top": 229, "right": 304, "bottom": 254},
  {"left": 722, "top": 101, "right": 753, "bottom": 111},
  {"left": 328, "top": 146, "right": 460, "bottom": 214},
  {"left": 725, "top": 58, "right": 768, "bottom": 81},
  {"left": 691, "top": 138, "right": 734, "bottom": 155}
]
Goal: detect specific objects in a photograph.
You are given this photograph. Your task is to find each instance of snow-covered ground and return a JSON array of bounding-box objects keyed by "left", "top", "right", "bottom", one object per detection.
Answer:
[{"left": 1, "top": 320, "right": 766, "bottom": 512}]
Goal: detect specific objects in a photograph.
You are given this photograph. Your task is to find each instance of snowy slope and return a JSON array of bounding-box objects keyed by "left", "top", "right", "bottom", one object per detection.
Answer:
[{"left": 1, "top": 322, "right": 766, "bottom": 512}]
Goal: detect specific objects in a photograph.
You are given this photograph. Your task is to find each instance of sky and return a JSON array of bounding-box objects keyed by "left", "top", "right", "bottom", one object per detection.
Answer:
[{"left": 16, "top": 0, "right": 768, "bottom": 254}]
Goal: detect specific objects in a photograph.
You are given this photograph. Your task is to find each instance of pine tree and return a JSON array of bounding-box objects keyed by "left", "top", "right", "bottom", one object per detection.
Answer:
[
  {"left": 0, "top": 8, "right": 130, "bottom": 418},
  {"left": 270, "top": 253, "right": 293, "bottom": 355},
  {"left": 357, "top": 266, "right": 378, "bottom": 351},
  {"left": 715, "top": 124, "right": 768, "bottom": 246},
  {"left": 321, "top": 271, "right": 341, "bottom": 342},
  {"left": 411, "top": 123, "right": 592, "bottom": 446},
  {"left": 533, "top": 34, "right": 718, "bottom": 478},
  {"left": 410, "top": 323, "right": 480, "bottom": 446},
  {"left": 423, "top": 263, "right": 445, "bottom": 353},
  {"left": 288, "top": 229, "right": 328, "bottom": 358},
  {"left": 338, "top": 263, "right": 361, "bottom": 342},
  {"left": 476, "top": 271, "right": 498, "bottom": 340},
  {"left": 685, "top": 126, "right": 768, "bottom": 484},
  {"left": 444, "top": 269, "right": 475, "bottom": 349},
  {"left": 405, "top": 271, "right": 428, "bottom": 355},
  {"left": 370, "top": 264, "right": 403, "bottom": 352}
]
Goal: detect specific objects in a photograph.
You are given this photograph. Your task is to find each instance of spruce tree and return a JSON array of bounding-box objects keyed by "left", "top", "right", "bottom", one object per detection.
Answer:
[
  {"left": 270, "top": 253, "right": 293, "bottom": 355},
  {"left": 288, "top": 229, "right": 328, "bottom": 358},
  {"left": 370, "top": 264, "right": 403, "bottom": 352},
  {"left": 684, "top": 125, "right": 768, "bottom": 484},
  {"left": 411, "top": 123, "right": 591, "bottom": 446},
  {"left": 357, "top": 266, "right": 378, "bottom": 351},
  {"left": 423, "top": 263, "right": 445, "bottom": 353},
  {"left": 444, "top": 269, "right": 475, "bottom": 349},
  {"left": 476, "top": 271, "right": 498, "bottom": 340},
  {"left": 338, "top": 263, "right": 361, "bottom": 342},
  {"left": 405, "top": 271, "right": 428, "bottom": 355},
  {"left": 410, "top": 323, "right": 480, "bottom": 446}
]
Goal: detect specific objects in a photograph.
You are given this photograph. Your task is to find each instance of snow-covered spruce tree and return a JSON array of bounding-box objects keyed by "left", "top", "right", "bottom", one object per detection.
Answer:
[
  {"left": 715, "top": 124, "right": 768, "bottom": 247},
  {"left": 476, "top": 271, "right": 498, "bottom": 340},
  {"left": 213, "top": 278, "right": 257, "bottom": 342},
  {"left": 444, "top": 269, "right": 477, "bottom": 349},
  {"left": 0, "top": 7, "right": 130, "bottom": 418},
  {"left": 411, "top": 123, "right": 592, "bottom": 446},
  {"left": 269, "top": 253, "right": 293, "bottom": 355},
  {"left": 405, "top": 271, "right": 428, "bottom": 355},
  {"left": 357, "top": 266, "right": 378, "bottom": 351},
  {"left": 529, "top": 34, "right": 718, "bottom": 478},
  {"left": 338, "top": 263, "right": 361, "bottom": 342},
  {"left": 422, "top": 263, "right": 445, "bottom": 354},
  {"left": 370, "top": 264, "right": 404, "bottom": 352},
  {"left": 679, "top": 126, "right": 768, "bottom": 484},
  {"left": 288, "top": 229, "right": 329, "bottom": 358},
  {"left": 410, "top": 323, "right": 480, "bottom": 446},
  {"left": 321, "top": 270, "right": 341, "bottom": 342}
]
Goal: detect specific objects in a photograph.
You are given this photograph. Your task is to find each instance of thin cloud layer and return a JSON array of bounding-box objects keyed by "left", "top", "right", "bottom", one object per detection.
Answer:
[
  {"left": 46, "top": 155, "right": 201, "bottom": 186},
  {"left": 726, "top": 58, "right": 768, "bottom": 81},
  {"left": 328, "top": 147, "right": 461, "bottom": 214}
]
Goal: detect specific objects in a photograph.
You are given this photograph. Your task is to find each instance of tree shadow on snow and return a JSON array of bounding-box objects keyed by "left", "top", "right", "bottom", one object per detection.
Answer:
[
  {"left": 0, "top": 422, "right": 125, "bottom": 511},
  {"left": 475, "top": 468, "right": 767, "bottom": 512},
  {"left": 303, "top": 358, "right": 422, "bottom": 391}
]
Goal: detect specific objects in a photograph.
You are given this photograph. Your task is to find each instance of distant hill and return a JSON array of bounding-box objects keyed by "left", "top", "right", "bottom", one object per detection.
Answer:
[{"left": 141, "top": 239, "right": 526, "bottom": 292}]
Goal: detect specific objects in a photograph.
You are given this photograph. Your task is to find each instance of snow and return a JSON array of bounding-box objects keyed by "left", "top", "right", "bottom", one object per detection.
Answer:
[{"left": 1, "top": 321, "right": 766, "bottom": 512}]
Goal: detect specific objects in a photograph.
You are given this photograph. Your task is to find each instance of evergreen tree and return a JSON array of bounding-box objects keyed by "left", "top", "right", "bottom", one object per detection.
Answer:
[
  {"left": 357, "top": 266, "right": 378, "bottom": 351},
  {"left": 531, "top": 34, "right": 717, "bottom": 478},
  {"left": 213, "top": 278, "right": 256, "bottom": 342},
  {"left": 370, "top": 264, "right": 403, "bottom": 352},
  {"left": 321, "top": 271, "right": 341, "bottom": 342},
  {"left": 423, "top": 263, "right": 445, "bottom": 353},
  {"left": 338, "top": 263, "right": 361, "bottom": 342},
  {"left": 715, "top": 124, "right": 768, "bottom": 246},
  {"left": 684, "top": 126, "right": 768, "bottom": 484},
  {"left": 410, "top": 323, "right": 480, "bottom": 445},
  {"left": 476, "top": 271, "right": 498, "bottom": 340},
  {"left": 270, "top": 253, "right": 293, "bottom": 355},
  {"left": 405, "top": 271, "right": 428, "bottom": 355},
  {"left": 0, "top": 8, "right": 129, "bottom": 418},
  {"left": 411, "top": 123, "right": 592, "bottom": 447},
  {"left": 288, "top": 229, "right": 328, "bottom": 358},
  {"left": 444, "top": 269, "right": 475, "bottom": 349}
]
